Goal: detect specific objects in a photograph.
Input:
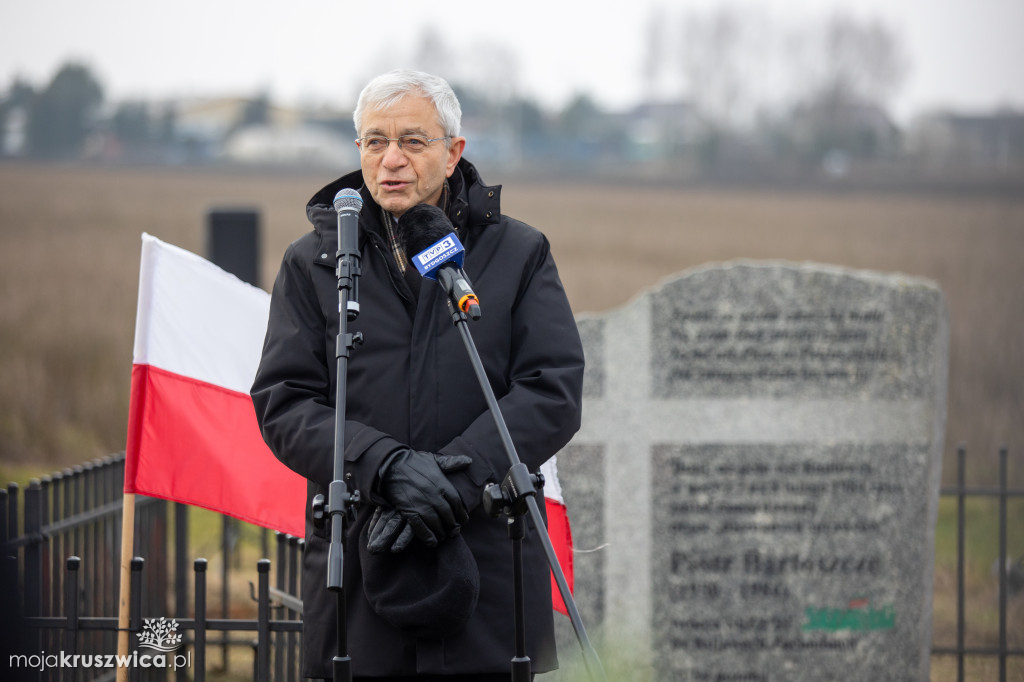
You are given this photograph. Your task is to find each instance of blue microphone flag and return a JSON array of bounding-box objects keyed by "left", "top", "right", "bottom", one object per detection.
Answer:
[{"left": 410, "top": 232, "right": 466, "bottom": 280}]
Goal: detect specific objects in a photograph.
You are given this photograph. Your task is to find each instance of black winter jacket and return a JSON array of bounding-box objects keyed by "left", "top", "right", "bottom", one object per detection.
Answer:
[{"left": 251, "top": 158, "right": 585, "bottom": 677}]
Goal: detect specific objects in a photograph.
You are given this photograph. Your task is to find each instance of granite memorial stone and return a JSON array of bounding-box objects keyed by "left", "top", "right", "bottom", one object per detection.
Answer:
[{"left": 547, "top": 261, "right": 948, "bottom": 682}]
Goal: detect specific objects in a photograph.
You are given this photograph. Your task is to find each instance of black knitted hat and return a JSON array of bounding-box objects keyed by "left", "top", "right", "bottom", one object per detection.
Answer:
[{"left": 359, "top": 522, "right": 480, "bottom": 638}]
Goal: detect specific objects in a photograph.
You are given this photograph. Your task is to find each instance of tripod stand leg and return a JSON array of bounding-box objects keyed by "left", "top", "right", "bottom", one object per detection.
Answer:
[{"left": 509, "top": 515, "right": 531, "bottom": 682}]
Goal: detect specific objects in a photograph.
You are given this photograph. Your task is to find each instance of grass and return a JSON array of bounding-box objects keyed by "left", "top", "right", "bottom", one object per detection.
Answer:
[{"left": 931, "top": 497, "right": 1024, "bottom": 678}]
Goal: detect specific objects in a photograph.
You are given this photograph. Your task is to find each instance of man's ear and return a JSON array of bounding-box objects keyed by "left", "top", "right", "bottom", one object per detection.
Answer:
[{"left": 445, "top": 137, "right": 466, "bottom": 177}]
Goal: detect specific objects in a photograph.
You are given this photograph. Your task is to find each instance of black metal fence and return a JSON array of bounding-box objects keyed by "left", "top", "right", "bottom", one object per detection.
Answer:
[
  {"left": 1, "top": 447, "right": 1021, "bottom": 681},
  {"left": 931, "top": 446, "right": 1024, "bottom": 680},
  {"left": 1, "top": 454, "right": 305, "bottom": 681}
]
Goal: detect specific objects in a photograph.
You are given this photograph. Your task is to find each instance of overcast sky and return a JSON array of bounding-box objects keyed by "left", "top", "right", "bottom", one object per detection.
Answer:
[{"left": 2, "top": 0, "right": 1022, "bottom": 125}]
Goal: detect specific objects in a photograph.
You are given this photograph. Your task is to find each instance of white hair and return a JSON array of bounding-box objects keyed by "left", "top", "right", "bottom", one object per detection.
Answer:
[{"left": 353, "top": 69, "right": 462, "bottom": 138}]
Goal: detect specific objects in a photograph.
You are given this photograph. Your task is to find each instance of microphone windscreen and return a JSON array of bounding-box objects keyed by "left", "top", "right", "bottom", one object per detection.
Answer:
[
  {"left": 398, "top": 203, "right": 454, "bottom": 257},
  {"left": 334, "top": 188, "right": 362, "bottom": 213}
]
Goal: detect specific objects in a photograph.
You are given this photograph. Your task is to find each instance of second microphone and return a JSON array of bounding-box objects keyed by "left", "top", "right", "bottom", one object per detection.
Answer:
[{"left": 399, "top": 203, "right": 482, "bottom": 320}]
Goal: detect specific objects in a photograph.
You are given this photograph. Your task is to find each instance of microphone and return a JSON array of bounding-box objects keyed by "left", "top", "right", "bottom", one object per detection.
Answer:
[
  {"left": 398, "top": 203, "right": 481, "bottom": 320},
  {"left": 333, "top": 188, "right": 362, "bottom": 320}
]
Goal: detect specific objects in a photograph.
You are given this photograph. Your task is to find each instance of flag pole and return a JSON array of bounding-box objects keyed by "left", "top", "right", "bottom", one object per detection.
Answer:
[{"left": 116, "top": 492, "right": 136, "bottom": 682}]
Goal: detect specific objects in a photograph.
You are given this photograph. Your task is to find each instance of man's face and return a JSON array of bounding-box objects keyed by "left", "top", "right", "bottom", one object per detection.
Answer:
[{"left": 357, "top": 95, "right": 465, "bottom": 218}]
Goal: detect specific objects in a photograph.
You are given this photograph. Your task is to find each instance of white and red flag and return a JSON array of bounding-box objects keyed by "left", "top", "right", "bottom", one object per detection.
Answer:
[
  {"left": 124, "top": 233, "right": 306, "bottom": 535},
  {"left": 540, "top": 457, "right": 574, "bottom": 614},
  {"left": 124, "top": 234, "right": 574, "bottom": 611}
]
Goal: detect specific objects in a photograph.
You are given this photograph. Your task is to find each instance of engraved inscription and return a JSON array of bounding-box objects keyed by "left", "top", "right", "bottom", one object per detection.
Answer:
[
  {"left": 651, "top": 443, "right": 929, "bottom": 680},
  {"left": 649, "top": 266, "right": 941, "bottom": 400},
  {"left": 655, "top": 306, "right": 895, "bottom": 398}
]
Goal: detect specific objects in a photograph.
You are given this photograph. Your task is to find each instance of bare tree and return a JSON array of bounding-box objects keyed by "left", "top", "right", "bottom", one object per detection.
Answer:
[
  {"left": 461, "top": 43, "right": 521, "bottom": 102},
  {"left": 677, "top": 7, "right": 766, "bottom": 132},
  {"left": 785, "top": 14, "right": 909, "bottom": 161},
  {"left": 412, "top": 26, "right": 457, "bottom": 79},
  {"left": 642, "top": 4, "right": 669, "bottom": 102},
  {"left": 798, "top": 13, "right": 908, "bottom": 108}
]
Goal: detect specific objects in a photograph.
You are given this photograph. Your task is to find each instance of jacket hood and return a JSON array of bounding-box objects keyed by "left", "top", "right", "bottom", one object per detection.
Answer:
[{"left": 304, "top": 158, "right": 501, "bottom": 245}]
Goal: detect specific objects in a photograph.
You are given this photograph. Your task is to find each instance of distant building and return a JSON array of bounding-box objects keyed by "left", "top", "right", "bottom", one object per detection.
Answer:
[
  {"left": 622, "top": 100, "right": 704, "bottom": 162},
  {"left": 167, "top": 97, "right": 355, "bottom": 167},
  {"left": 1, "top": 105, "right": 27, "bottom": 156},
  {"left": 223, "top": 123, "right": 355, "bottom": 168},
  {"left": 907, "top": 110, "right": 1024, "bottom": 170}
]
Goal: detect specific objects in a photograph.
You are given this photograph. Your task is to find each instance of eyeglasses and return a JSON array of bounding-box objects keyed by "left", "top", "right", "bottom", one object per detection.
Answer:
[{"left": 355, "top": 135, "right": 451, "bottom": 154}]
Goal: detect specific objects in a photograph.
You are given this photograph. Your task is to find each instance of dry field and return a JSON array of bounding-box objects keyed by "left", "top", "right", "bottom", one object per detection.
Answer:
[
  {"left": 0, "top": 162, "right": 1021, "bottom": 677},
  {"left": 1, "top": 161, "right": 1020, "bottom": 485}
]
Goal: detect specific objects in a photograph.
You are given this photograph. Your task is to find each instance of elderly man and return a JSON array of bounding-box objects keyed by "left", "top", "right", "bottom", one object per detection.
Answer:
[{"left": 251, "top": 69, "right": 585, "bottom": 681}]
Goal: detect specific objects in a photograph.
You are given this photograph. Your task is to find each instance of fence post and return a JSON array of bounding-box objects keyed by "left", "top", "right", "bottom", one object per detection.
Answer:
[
  {"left": 997, "top": 445, "right": 1008, "bottom": 682},
  {"left": 0, "top": 487, "right": 7, "bottom": 547},
  {"left": 275, "top": 534, "right": 286, "bottom": 682},
  {"left": 63, "top": 556, "right": 81, "bottom": 682},
  {"left": 221, "top": 516, "right": 234, "bottom": 669},
  {"left": 62, "top": 469, "right": 73, "bottom": 558},
  {"left": 7, "top": 482, "right": 19, "bottom": 546},
  {"left": 175, "top": 503, "right": 189, "bottom": 621},
  {"left": 955, "top": 445, "right": 966, "bottom": 682},
  {"left": 289, "top": 537, "right": 302, "bottom": 682},
  {"left": 25, "top": 479, "right": 43, "bottom": 673},
  {"left": 0, "top": 498, "right": 28, "bottom": 672},
  {"left": 82, "top": 463, "right": 94, "bottom": 615},
  {"left": 194, "top": 558, "right": 208, "bottom": 682},
  {"left": 151, "top": 499, "right": 170, "bottom": 621},
  {"left": 174, "top": 512, "right": 188, "bottom": 682},
  {"left": 99, "top": 457, "right": 114, "bottom": 619},
  {"left": 40, "top": 476, "right": 52, "bottom": 618},
  {"left": 24, "top": 480, "right": 43, "bottom": 618},
  {"left": 257, "top": 559, "right": 271, "bottom": 682},
  {"left": 129, "top": 557, "right": 144, "bottom": 682},
  {"left": 71, "top": 465, "right": 83, "bottom": 559},
  {"left": 51, "top": 470, "right": 64, "bottom": 621}
]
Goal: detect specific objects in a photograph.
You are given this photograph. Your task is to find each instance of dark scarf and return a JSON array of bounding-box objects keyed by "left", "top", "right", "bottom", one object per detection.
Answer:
[{"left": 380, "top": 179, "right": 452, "bottom": 275}]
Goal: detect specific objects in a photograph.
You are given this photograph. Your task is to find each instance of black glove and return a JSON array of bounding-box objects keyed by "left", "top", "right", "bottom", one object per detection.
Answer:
[
  {"left": 367, "top": 449, "right": 473, "bottom": 553},
  {"left": 373, "top": 450, "right": 472, "bottom": 550},
  {"left": 366, "top": 506, "right": 415, "bottom": 554}
]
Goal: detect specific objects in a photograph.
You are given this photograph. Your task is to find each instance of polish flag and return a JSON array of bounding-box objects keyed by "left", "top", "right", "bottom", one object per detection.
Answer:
[
  {"left": 124, "top": 234, "right": 573, "bottom": 610},
  {"left": 124, "top": 233, "right": 306, "bottom": 536},
  {"left": 539, "top": 457, "right": 575, "bottom": 615}
]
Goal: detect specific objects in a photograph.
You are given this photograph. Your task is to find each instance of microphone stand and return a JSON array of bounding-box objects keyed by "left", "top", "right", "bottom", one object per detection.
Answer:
[
  {"left": 445, "top": 302, "right": 607, "bottom": 682},
  {"left": 311, "top": 213, "right": 363, "bottom": 682}
]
